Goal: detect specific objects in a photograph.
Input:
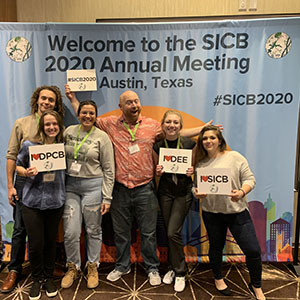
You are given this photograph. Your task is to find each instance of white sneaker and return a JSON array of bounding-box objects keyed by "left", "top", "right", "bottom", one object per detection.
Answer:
[
  {"left": 107, "top": 268, "right": 130, "bottom": 282},
  {"left": 148, "top": 271, "right": 161, "bottom": 286},
  {"left": 174, "top": 276, "right": 185, "bottom": 292},
  {"left": 163, "top": 270, "right": 175, "bottom": 284}
]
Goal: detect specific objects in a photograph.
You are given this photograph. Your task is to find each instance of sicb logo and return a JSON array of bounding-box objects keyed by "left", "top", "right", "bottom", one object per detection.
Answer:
[
  {"left": 200, "top": 175, "right": 229, "bottom": 183},
  {"left": 30, "top": 151, "right": 65, "bottom": 161}
]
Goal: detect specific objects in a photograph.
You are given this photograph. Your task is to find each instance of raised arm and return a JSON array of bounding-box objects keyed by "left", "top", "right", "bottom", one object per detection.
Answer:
[
  {"left": 65, "top": 84, "right": 80, "bottom": 115},
  {"left": 181, "top": 120, "right": 223, "bottom": 138},
  {"left": 181, "top": 120, "right": 213, "bottom": 137}
]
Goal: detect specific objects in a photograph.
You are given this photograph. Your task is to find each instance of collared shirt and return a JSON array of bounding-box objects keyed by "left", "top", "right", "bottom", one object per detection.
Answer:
[
  {"left": 16, "top": 140, "right": 65, "bottom": 210},
  {"left": 97, "top": 114, "right": 161, "bottom": 189}
]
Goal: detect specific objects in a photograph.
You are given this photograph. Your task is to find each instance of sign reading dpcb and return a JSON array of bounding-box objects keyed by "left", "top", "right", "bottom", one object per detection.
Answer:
[
  {"left": 158, "top": 148, "right": 192, "bottom": 174},
  {"left": 29, "top": 143, "right": 66, "bottom": 172},
  {"left": 196, "top": 168, "right": 232, "bottom": 195}
]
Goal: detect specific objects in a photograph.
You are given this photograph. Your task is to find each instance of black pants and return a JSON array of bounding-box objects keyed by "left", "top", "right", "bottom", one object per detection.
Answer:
[
  {"left": 202, "top": 209, "right": 262, "bottom": 288},
  {"left": 22, "top": 205, "right": 64, "bottom": 282},
  {"left": 8, "top": 176, "right": 27, "bottom": 273},
  {"left": 158, "top": 181, "right": 193, "bottom": 276}
]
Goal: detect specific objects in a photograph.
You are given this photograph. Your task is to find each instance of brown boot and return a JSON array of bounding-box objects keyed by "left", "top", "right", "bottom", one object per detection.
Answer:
[
  {"left": 87, "top": 262, "right": 99, "bottom": 289},
  {"left": 1, "top": 271, "right": 18, "bottom": 293},
  {"left": 61, "top": 263, "right": 79, "bottom": 289}
]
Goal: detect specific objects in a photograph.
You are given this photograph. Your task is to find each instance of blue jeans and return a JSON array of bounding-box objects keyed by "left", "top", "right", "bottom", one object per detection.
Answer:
[
  {"left": 63, "top": 176, "right": 103, "bottom": 268},
  {"left": 202, "top": 209, "right": 262, "bottom": 288},
  {"left": 9, "top": 176, "right": 27, "bottom": 273},
  {"left": 111, "top": 181, "right": 160, "bottom": 273}
]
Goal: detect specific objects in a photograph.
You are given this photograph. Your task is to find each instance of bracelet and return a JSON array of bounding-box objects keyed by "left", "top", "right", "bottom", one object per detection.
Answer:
[{"left": 240, "top": 188, "right": 246, "bottom": 197}]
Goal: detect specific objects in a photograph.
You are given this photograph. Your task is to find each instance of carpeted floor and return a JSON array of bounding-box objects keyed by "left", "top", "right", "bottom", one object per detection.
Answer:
[{"left": 0, "top": 262, "right": 299, "bottom": 299}]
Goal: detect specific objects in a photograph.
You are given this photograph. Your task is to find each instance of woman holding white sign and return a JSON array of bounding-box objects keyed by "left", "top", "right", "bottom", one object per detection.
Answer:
[
  {"left": 153, "top": 110, "right": 195, "bottom": 293},
  {"left": 62, "top": 100, "right": 115, "bottom": 290},
  {"left": 194, "top": 125, "right": 265, "bottom": 300},
  {"left": 16, "top": 110, "right": 65, "bottom": 300}
]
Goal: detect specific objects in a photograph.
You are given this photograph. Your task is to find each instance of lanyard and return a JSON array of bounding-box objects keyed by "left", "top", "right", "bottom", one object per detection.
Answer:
[
  {"left": 164, "top": 135, "right": 181, "bottom": 149},
  {"left": 74, "top": 125, "right": 94, "bottom": 160},
  {"left": 123, "top": 122, "right": 139, "bottom": 142},
  {"left": 36, "top": 113, "right": 40, "bottom": 127}
]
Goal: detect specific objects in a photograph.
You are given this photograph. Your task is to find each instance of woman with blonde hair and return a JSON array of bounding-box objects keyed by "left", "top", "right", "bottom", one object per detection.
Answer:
[{"left": 153, "top": 110, "right": 196, "bottom": 293}]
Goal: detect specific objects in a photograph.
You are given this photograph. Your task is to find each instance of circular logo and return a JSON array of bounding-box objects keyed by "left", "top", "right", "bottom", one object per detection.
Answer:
[
  {"left": 265, "top": 32, "right": 291, "bottom": 59},
  {"left": 44, "top": 161, "right": 53, "bottom": 170},
  {"left": 209, "top": 184, "right": 218, "bottom": 193},
  {"left": 170, "top": 164, "right": 179, "bottom": 173},
  {"left": 78, "top": 83, "right": 87, "bottom": 90},
  {"left": 6, "top": 36, "right": 32, "bottom": 62}
]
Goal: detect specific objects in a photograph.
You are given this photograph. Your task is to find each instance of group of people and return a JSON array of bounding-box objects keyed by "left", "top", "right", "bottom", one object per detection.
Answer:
[{"left": 0, "top": 85, "right": 266, "bottom": 300}]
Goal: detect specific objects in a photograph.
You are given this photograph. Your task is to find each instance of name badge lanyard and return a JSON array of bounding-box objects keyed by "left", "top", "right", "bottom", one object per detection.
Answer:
[
  {"left": 123, "top": 122, "right": 139, "bottom": 142},
  {"left": 164, "top": 136, "right": 181, "bottom": 185},
  {"left": 36, "top": 113, "right": 40, "bottom": 127},
  {"left": 74, "top": 125, "right": 94, "bottom": 162}
]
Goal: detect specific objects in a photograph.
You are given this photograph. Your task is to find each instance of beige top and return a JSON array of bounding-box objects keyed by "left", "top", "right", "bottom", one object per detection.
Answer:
[
  {"left": 6, "top": 114, "right": 39, "bottom": 161},
  {"left": 195, "top": 151, "right": 256, "bottom": 214}
]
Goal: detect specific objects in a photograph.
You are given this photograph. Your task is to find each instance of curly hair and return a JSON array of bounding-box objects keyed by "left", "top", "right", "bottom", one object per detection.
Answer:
[{"left": 30, "top": 85, "right": 65, "bottom": 117}]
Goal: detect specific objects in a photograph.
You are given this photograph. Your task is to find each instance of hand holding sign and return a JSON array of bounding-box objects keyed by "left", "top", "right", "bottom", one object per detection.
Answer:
[{"left": 25, "top": 166, "right": 38, "bottom": 177}]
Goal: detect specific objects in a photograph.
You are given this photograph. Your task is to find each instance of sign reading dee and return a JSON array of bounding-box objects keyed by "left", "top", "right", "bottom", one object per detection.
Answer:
[{"left": 158, "top": 148, "right": 192, "bottom": 174}]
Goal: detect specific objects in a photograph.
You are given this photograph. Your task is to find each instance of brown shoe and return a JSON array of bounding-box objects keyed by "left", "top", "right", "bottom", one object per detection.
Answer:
[
  {"left": 86, "top": 262, "right": 99, "bottom": 289},
  {"left": 1, "top": 271, "right": 18, "bottom": 293}
]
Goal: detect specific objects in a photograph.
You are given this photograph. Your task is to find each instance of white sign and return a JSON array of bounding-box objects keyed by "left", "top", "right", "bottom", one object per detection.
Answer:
[
  {"left": 158, "top": 148, "right": 192, "bottom": 174},
  {"left": 67, "top": 69, "right": 97, "bottom": 91},
  {"left": 196, "top": 167, "right": 232, "bottom": 195},
  {"left": 29, "top": 143, "right": 66, "bottom": 172}
]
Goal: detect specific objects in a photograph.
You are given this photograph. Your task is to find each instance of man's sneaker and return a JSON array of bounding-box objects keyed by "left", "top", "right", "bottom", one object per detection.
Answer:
[
  {"left": 87, "top": 262, "right": 99, "bottom": 289},
  {"left": 44, "top": 278, "right": 58, "bottom": 297},
  {"left": 107, "top": 268, "right": 130, "bottom": 282},
  {"left": 163, "top": 270, "right": 175, "bottom": 284},
  {"left": 29, "top": 281, "right": 41, "bottom": 300},
  {"left": 174, "top": 276, "right": 185, "bottom": 292},
  {"left": 61, "top": 263, "right": 79, "bottom": 288},
  {"left": 148, "top": 271, "right": 161, "bottom": 286}
]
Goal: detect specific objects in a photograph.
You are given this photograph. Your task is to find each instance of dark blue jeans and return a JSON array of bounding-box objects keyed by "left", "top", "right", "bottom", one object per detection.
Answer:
[
  {"left": 8, "top": 176, "right": 27, "bottom": 273},
  {"left": 202, "top": 209, "right": 262, "bottom": 288},
  {"left": 111, "top": 181, "right": 160, "bottom": 273}
]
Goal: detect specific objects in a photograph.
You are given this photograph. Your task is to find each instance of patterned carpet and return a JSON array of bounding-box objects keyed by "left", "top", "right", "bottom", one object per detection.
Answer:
[{"left": 0, "top": 262, "right": 299, "bottom": 299}]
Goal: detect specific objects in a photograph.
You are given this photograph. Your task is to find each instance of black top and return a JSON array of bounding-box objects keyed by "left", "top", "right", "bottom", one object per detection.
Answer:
[{"left": 153, "top": 136, "right": 196, "bottom": 192}]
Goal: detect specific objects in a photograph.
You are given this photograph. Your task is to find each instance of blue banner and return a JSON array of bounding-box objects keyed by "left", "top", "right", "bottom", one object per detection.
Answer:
[{"left": 1, "top": 18, "right": 299, "bottom": 262}]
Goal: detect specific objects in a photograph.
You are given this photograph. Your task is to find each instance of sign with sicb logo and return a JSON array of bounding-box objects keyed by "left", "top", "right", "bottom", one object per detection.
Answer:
[
  {"left": 196, "top": 167, "right": 232, "bottom": 195},
  {"left": 29, "top": 143, "right": 66, "bottom": 172}
]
